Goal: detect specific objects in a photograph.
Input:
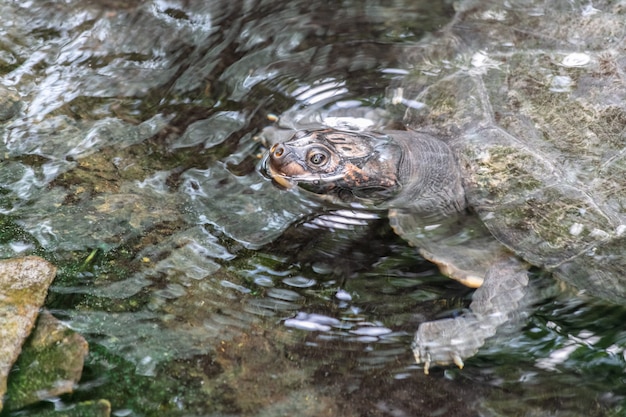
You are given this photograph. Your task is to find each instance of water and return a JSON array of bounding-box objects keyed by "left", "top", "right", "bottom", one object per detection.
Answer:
[{"left": 0, "top": 0, "right": 625, "bottom": 416}]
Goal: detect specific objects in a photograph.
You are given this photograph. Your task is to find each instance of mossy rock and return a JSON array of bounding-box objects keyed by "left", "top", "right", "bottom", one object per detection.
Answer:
[
  {"left": 5, "top": 311, "right": 89, "bottom": 411},
  {"left": 0, "top": 257, "right": 56, "bottom": 411}
]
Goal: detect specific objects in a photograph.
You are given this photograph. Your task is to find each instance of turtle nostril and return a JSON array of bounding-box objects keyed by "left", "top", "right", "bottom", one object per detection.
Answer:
[{"left": 272, "top": 144, "right": 285, "bottom": 158}]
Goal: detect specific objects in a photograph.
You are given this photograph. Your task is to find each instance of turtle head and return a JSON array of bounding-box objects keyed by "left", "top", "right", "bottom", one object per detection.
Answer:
[{"left": 264, "top": 128, "right": 402, "bottom": 206}]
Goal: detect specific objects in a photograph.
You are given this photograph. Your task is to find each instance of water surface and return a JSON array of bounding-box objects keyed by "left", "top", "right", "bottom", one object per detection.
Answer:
[{"left": 0, "top": 0, "right": 624, "bottom": 416}]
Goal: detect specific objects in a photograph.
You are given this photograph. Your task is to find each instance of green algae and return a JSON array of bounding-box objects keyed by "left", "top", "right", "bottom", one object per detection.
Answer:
[
  {"left": 15, "top": 400, "right": 111, "bottom": 417},
  {"left": 5, "top": 312, "right": 88, "bottom": 411}
]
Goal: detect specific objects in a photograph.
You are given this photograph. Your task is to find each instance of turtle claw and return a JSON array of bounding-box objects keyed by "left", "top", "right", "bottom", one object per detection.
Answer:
[
  {"left": 414, "top": 345, "right": 465, "bottom": 375},
  {"left": 453, "top": 354, "right": 464, "bottom": 370},
  {"left": 412, "top": 315, "right": 483, "bottom": 374},
  {"left": 413, "top": 348, "right": 431, "bottom": 375},
  {"left": 416, "top": 354, "right": 463, "bottom": 375},
  {"left": 415, "top": 350, "right": 462, "bottom": 375}
]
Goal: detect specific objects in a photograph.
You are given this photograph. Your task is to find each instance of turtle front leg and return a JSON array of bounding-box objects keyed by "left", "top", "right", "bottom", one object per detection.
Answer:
[{"left": 412, "top": 256, "right": 530, "bottom": 374}]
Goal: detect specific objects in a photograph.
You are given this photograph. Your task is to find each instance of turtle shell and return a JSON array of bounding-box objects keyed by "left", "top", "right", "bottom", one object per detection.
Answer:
[{"left": 393, "top": 0, "right": 626, "bottom": 302}]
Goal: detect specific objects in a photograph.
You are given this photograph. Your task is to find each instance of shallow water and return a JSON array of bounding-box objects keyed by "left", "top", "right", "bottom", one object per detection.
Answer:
[{"left": 0, "top": 0, "right": 625, "bottom": 416}]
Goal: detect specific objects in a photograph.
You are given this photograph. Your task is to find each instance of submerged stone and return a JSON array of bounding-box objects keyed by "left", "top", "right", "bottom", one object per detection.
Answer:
[
  {"left": 0, "top": 256, "right": 56, "bottom": 412},
  {"left": 5, "top": 311, "right": 89, "bottom": 411}
]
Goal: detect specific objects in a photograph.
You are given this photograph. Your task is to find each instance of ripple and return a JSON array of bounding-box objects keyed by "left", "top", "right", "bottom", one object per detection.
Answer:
[
  {"left": 221, "top": 280, "right": 252, "bottom": 294},
  {"left": 171, "top": 111, "right": 247, "bottom": 150},
  {"left": 283, "top": 276, "right": 317, "bottom": 288},
  {"left": 350, "top": 326, "right": 393, "bottom": 337},
  {"left": 180, "top": 165, "right": 313, "bottom": 249},
  {"left": 267, "top": 288, "right": 302, "bottom": 302},
  {"left": 245, "top": 297, "right": 300, "bottom": 316},
  {"left": 335, "top": 289, "right": 352, "bottom": 301},
  {"left": 293, "top": 79, "right": 348, "bottom": 105},
  {"left": 562, "top": 52, "right": 591, "bottom": 67},
  {"left": 254, "top": 276, "right": 275, "bottom": 287},
  {"left": 285, "top": 319, "right": 331, "bottom": 332},
  {"left": 549, "top": 75, "right": 573, "bottom": 92},
  {"left": 155, "top": 283, "right": 187, "bottom": 299},
  {"left": 284, "top": 312, "right": 342, "bottom": 332}
]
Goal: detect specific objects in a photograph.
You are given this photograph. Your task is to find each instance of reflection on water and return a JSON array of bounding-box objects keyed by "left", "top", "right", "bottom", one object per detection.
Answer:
[{"left": 0, "top": 0, "right": 624, "bottom": 416}]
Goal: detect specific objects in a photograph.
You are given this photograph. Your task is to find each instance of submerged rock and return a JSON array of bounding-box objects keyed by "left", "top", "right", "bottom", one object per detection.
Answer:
[
  {"left": 5, "top": 311, "right": 89, "bottom": 411},
  {"left": 0, "top": 256, "right": 56, "bottom": 411}
]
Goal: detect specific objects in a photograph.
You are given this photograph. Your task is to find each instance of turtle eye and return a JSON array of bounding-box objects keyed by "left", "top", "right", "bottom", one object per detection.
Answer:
[{"left": 308, "top": 151, "right": 328, "bottom": 166}]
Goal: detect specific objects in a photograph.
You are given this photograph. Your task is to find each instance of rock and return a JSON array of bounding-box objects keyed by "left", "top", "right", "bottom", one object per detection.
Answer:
[
  {"left": 5, "top": 310, "right": 89, "bottom": 410},
  {"left": 0, "top": 256, "right": 57, "bottom": 412}
]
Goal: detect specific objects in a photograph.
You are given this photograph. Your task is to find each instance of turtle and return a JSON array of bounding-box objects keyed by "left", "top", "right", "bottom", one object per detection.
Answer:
[{"left": 262, "top": 0, "right": 626, "bottom": 373}]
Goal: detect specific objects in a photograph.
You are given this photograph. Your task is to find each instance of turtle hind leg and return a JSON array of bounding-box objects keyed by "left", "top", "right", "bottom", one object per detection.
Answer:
[{"left": 412, "top": 256, "right": 530, "bottom": 374}]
